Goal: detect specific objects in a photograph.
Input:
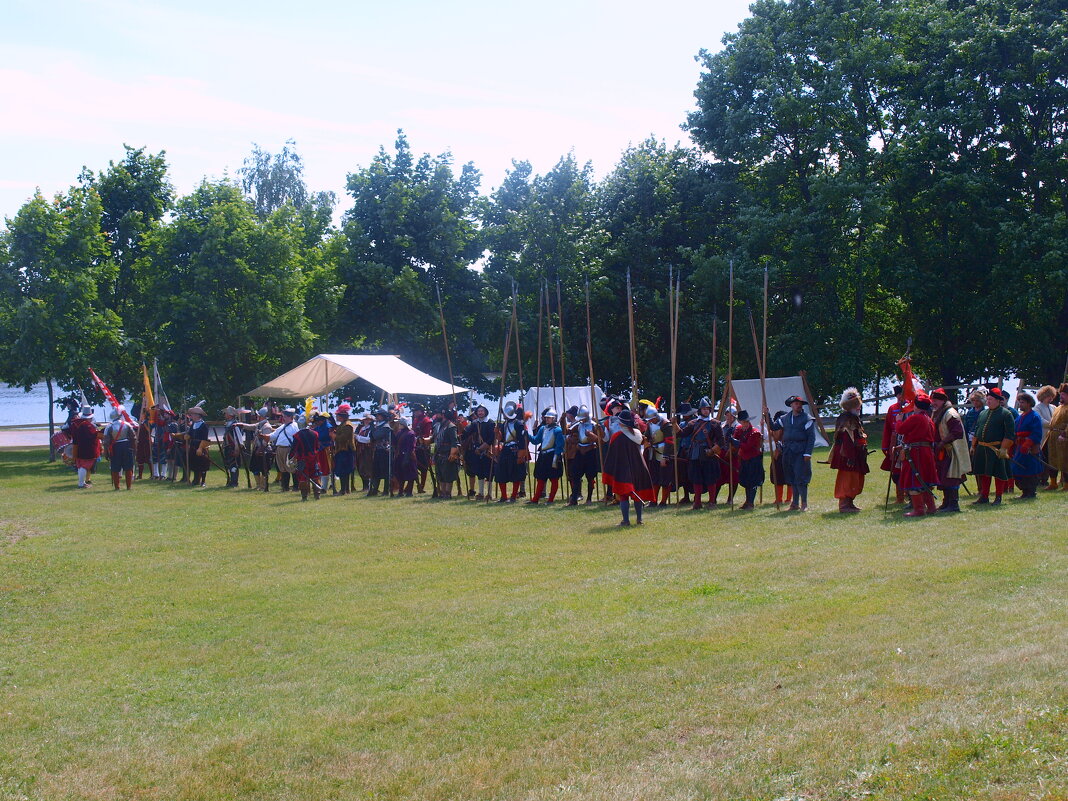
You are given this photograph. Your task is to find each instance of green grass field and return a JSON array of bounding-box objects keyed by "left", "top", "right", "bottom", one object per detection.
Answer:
[{"left": 1, "top": 444, "right": 1067, "bottom": 801}]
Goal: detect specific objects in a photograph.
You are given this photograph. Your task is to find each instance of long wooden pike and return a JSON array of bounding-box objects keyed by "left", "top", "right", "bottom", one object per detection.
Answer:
[
  {"left": 727, "top": 259, "right": 735, "bottom": 509},
  {"left": 626, "top": 267, "right": 638, "bottom": 402},
  {"left": 585, "top": 277, "right": 605, "bottom": 501},
  {"left": 747, "top": 303, "right": 768, "bottom": 505},
  {"left": 510, "top": 282, "right": 532, "bottom": 497},
  {"left": 556, "top": 278, "right": 571, "bottom": 499},
  {"left": 435, "top": 280, "right": 456, "bottom": 408},
  {"left": 669, "top": 266, "right": 680, "bottom": 501},
  {"left": 535, "top": 280, "right": 545, "bottom": 416},
  {"left": 545, "top": 280, "right": 558, "bottom": 414},
  {"left": 710, "top": 305, "right": 719, "bottom": 409},
  {"left": 490, "top": 286, "right": 518, "bottom": 502},
  {"left": 511, "top": 281, "right": 525, "bottom": 393}
]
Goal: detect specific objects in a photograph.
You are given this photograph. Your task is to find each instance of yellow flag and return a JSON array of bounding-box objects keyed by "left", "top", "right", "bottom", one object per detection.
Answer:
[
  {"left": 142, "top": 363, "right": 156, "bottom": 423},
  {"left": 305, "top": 396, "right": 314, "bottom": 420}
]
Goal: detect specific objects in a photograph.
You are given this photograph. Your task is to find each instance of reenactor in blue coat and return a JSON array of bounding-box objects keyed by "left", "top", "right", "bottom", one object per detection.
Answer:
[{"left": 766, "top": 395, "right": 816, "bottom": 511}]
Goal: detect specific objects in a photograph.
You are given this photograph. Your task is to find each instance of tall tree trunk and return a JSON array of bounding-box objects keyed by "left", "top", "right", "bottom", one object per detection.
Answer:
[{"left": 47, "top": 378, "right": 56, "bottom": 462}]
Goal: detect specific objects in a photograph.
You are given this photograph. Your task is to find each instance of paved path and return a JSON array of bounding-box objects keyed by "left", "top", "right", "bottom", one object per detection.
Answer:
[{"left": 0, "top": 429, "right": 50, "bottom": 447}]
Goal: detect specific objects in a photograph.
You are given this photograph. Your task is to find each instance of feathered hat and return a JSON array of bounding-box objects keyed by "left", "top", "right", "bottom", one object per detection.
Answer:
[{"left": 839, "top": 386, "right": 862, "bottom": 412}]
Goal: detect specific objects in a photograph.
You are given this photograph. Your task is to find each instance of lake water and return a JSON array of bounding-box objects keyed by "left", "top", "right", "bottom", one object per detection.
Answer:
[{"left": 0, "top": 383, "right": 110, "bottom": 427}]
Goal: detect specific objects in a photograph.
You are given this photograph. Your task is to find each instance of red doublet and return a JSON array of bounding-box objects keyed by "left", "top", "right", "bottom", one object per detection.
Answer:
[
  {"left": 735, "top": 426, "right": 763, "bottom": 460},
  {"left": 70, "top": 418, "right": 101, "bottom": 463},
  {"left": 896, "top": 412, "right": 938, "bottom": 490},
  {"left": 880, "top": 402, "right": 902, "bottom": 472}
]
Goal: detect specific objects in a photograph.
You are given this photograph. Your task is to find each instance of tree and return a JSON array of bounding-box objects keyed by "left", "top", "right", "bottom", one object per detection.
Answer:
[
  {"left": 0, "top": 187, "right": 122, "bottom": 453},
  {"left": 241, "top": 140, "right": 306, "bottom": 217},
  {"left": 133, "top": 180, "right": 316, "bottom": 409},
  {"left": 337, "top": 131, "right": 490, "bottom": 395}
]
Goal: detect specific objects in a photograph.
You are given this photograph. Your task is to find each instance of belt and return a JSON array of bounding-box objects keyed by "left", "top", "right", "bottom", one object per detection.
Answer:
[{"left": 905, "top": 442, "right": 933, "bottom": 448}]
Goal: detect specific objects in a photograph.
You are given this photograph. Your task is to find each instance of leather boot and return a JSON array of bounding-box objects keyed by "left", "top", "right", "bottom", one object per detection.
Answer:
[{"left": 904, "top": 494, "right": 926, "bottom": 517}]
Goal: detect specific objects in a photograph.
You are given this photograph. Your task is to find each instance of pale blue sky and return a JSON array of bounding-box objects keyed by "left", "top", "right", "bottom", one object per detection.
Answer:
[{"left": 1, "top": 0, "right": 752, "bottom": 219}]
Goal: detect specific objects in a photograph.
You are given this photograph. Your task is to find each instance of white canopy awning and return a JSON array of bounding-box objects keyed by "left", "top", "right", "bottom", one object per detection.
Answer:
[{"left": 245, "top": 354, "right": 469, "bottom": 398}]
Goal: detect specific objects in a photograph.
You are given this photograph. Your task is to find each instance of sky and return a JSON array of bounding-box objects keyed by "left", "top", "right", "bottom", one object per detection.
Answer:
[{"left": 1, "top": 0, "right": 753, "bottom": 221}]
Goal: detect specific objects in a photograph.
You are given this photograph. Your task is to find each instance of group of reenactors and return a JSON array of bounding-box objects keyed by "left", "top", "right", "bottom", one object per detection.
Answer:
[
  {"left": 827, "top": 361, "right": 1068, "bottom": 517},
  {"left": 61, "top": 367, "right": 1068, "bottom": 524}
]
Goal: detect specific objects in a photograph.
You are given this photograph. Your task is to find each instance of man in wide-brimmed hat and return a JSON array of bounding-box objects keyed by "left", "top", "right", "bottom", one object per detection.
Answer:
[
  {"left": 461, "top": 404, "right": 495, "bottom": 500},
  {"left": 676, "top": 397, "right": 725, "bottom": 510},
  {"left": 330, "top": 404, "right": 356, "bottom": 495},
  {"left": 185, "top": 406, "right": 211, "bottom": 487},
  {"left": 766, "top": 395, "right": 815, "bottom": 511},
  {"left": 930, "top": 388, "right": 970, "bottom": 512},
  {"left": 70, "top": 405, "right": 101, "bottom": 489},
  {"left": 268, "top": 407, "right": 299, "bottom": 492},
  {"left": 221, "top": 405, "right": 251, "bottom": 488}
]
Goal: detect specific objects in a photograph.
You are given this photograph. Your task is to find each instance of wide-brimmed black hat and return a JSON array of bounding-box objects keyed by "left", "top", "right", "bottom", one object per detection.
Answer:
[{"left": 785, "top": 395, "right": 807, "bottom": 406}]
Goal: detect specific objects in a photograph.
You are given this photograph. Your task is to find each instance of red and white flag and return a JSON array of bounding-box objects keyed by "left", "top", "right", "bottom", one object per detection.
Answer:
[{"left": 89, "top": 368, "right": 136, "bottom": 425}]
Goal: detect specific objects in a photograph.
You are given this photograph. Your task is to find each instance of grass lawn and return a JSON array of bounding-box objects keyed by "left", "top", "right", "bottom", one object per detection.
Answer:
[{"left": 1, "top": 443, "right": 1066, "bottom": 800}]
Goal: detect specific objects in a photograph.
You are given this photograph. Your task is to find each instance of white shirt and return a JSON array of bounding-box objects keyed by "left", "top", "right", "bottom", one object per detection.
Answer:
[{"left": 270, "top": 421, "right": 298, "bottom": 446}]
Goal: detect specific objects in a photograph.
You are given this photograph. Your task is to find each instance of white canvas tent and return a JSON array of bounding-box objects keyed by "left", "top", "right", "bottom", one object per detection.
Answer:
[
  {"left": 245, "top": 354, "right": 469, "bottom": 399},
  {"left": 726, "top": 376, "right": 829, "bottom": 448},
  {"left": 522, "top": 385, "right": 604, "bottom": 416}
]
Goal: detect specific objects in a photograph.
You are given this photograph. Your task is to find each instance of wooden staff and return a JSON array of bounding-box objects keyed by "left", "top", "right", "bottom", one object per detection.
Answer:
[
  {"left": 585, "top": 277, "right": 605, "bottom": 502},
  {"left": 626, "top": 267, "right": 638, "bottom": 402},
  {"left": 727, "top": 259, "right": 735, "bottom": 509},
  {"left": 435, "top": 280, "right": 457, "bottom": 408},
  {"left": 748, "top": 303, "right": 768, "bottom": 505}
]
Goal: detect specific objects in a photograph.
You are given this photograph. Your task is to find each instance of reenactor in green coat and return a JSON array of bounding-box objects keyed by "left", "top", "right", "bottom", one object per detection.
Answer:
[{"left": 969, "top": 387, "right": 1016, "bottom": 505}]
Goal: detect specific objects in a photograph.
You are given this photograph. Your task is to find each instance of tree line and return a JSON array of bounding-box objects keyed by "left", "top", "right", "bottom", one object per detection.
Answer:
[{"left": 1, "top": 0, "right": 1064, "bottom": 415}]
